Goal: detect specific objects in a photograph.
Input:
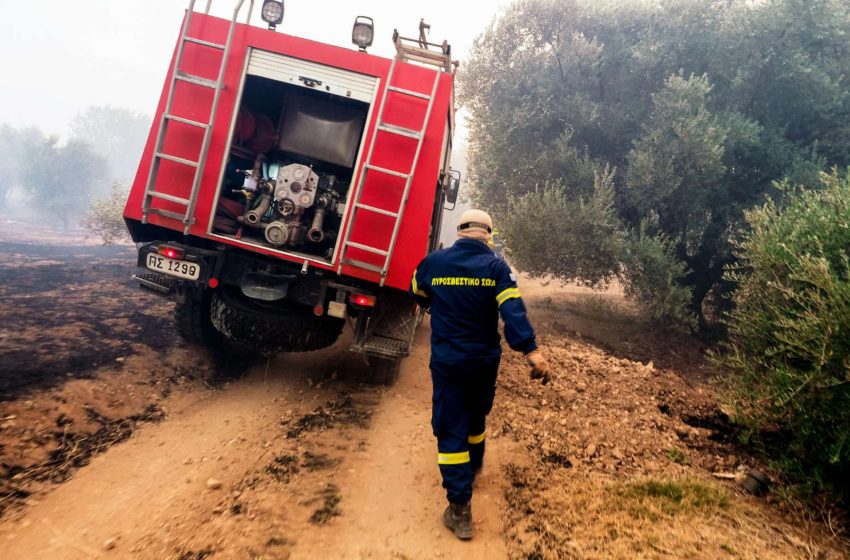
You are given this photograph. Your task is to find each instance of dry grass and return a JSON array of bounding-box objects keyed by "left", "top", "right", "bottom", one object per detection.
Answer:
[
  {"left": 497, "top": 276, "right": 849, "bottom": 559},
  {"left": 520, "top": 275, "right": 707, "bottom": 377},
  {"left": 504, "top": 465, "right": 835, "bottom": 559}
]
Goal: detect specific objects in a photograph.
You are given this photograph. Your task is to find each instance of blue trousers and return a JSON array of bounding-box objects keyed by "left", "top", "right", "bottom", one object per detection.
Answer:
[{"left": 430, "top": 357, "right": 499, "bottom": 504}]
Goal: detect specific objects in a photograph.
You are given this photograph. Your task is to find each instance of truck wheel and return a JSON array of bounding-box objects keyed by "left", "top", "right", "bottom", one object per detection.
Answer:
[
  {"left": 175, "top": 290, "right": 221, "bottom": 346},
  {"left": 369, "top": 356, "right": 402, "bottom": 385},
  {"left": 210, "top": 288, "right": 344, "bottom": 351}
]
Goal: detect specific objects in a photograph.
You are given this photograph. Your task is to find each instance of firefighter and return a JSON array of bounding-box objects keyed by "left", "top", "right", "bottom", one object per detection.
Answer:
[{"left": 410, "top": 208, "right": 552, "bottom": 541}]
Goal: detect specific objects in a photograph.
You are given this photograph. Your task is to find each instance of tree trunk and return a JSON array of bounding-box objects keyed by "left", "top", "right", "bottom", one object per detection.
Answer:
[{"left": 682, "top": 253, "right": 733, "bottom": 333}]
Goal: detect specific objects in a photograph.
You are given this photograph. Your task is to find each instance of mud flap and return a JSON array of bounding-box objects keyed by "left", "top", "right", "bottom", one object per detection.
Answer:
[{"left": 349, "top": 287, "right": 418, "bottom": 359}]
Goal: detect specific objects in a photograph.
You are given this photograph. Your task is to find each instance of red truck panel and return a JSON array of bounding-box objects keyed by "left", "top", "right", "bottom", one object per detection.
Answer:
[{"left": 124, "top": 11, "right": 454, "bottom": 292}]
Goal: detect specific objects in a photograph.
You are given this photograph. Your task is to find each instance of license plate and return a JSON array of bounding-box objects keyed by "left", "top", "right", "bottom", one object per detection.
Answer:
[{"left": 146, "top": 252, "right": 200, "bottom": 281}]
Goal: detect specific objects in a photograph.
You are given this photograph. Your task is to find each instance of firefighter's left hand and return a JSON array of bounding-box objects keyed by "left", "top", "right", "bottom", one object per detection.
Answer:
[{"left": 527, "top": 350, "right": 552, "bottom": 385}]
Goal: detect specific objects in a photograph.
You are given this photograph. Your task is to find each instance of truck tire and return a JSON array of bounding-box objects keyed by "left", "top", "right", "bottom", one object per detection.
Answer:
[
  {"left": 175, "top": 290, "right": 221, "bottom": 346},
  {"left": 210, "top": 288, "right": 344, "bottom": 351},
  {"left": 369, "top": 356, "right": 402, "bottom": 385}
]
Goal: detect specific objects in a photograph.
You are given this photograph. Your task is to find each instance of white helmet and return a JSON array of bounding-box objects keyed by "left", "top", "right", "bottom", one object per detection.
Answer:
[{"left": 456, "top": 209, "right": 493, "bottom": 240}]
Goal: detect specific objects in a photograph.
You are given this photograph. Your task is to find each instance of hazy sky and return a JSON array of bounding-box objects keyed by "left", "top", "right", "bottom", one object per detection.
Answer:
[{"left": 0, "top": 0, "right": 508, "bottom": 136}]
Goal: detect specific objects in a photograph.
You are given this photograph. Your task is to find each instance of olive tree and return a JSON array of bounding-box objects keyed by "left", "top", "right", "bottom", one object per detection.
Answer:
[
  {"left": 461, "top": 0, "right": 850, "bottom": 327},
  {"left": 21, "top": 137, "right": 106, "bottom": 231}
]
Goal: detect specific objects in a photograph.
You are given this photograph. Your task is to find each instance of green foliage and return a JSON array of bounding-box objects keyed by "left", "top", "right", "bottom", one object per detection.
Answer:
[
  {"left": 720, "top": 170, "right": 850, "bottom": 499},
  {"left": 81, "top": 183, "right": 131, "bottom": 244},
  {"left": 70, "top": 106, "right": 151, "bottom": 187},
  {"left": 461, "top": 0, "right": 850, "bottom": 324},
  {"left": 617, "top": 479, "right": 729, "bottom": 516},
  {"left": 20, "top": 136, "right": 107, "bottom": 230},
  {"left": 620, "top": 227, "right": 696, "bottom": 327},
  {"left": 665, "top": 447, "right": 690, "bottom": 465},
  {"left": 0, "top": 125, "right": 47, "bottom": 210},
  {"left": 626, "top": 73, "right": 729, "bottom": 221},
  {"left": 501, "top": 170, "right": 622, "bottom": 288},
  {"left": 502, "top": 170, "right": 696, "bottom": 326}
]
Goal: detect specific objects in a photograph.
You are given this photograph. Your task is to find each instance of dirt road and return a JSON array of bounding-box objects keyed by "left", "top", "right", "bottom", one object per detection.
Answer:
[
  {"left": 0, "top": 328, "right": 510, "bottom": 559},
  {"left": 0, "top": 224, "right": 847, "bottom": 559}
]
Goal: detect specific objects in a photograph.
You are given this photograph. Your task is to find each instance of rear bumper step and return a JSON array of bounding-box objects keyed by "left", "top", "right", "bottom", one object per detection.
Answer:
[
  {"left": 132, "top": 271, "right": 182, "bottom": 296},
  {"left": 351, "top": 335, "right": 410, "bottom": 359}
]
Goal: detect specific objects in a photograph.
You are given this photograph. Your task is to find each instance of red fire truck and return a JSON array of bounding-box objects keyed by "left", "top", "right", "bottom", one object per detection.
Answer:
[{"left": 123, "top": 0, "right": 460, "bottom": 373}]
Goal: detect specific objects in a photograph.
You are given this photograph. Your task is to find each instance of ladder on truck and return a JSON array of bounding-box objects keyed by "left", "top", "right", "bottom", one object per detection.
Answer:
[
  {"left": 338, "top": 28, "right": 454, "bottom": 286},
  {"left": 141, "top": 0, "right": 255, "bottom": 235}
]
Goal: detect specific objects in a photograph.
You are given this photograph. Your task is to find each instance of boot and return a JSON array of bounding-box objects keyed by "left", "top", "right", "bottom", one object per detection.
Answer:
[{"left": 443, "top": 501, "right": 473, "bottom": 540}]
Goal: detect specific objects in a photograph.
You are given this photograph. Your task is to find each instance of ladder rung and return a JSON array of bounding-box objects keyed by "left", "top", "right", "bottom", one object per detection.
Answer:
[
  {"left": 164, "top": 113, "right": 209, "bottom": 129},
  {"left": 377, "top": 124, "right": 422, "bottom": 140},
  {"left": 341, "top": 258, "right": 385, "bottom": 274},
  {"left": 146, "top": 208, "right": 187, "bottom": 222},
  {"left": 386, "top": 86, "right": 431, "bottom": 100},
  {"left": 365, "top": 164, "right": 409, "bottom": 179},
  {"left": 355, "top": 203, "right": 399, "bottom": 218},
  {"left": 147, "top": 191, "right": 190, "bottom": 206},
  {"left": 175, "top": 71, "right": 218, "bottom": 88},
  {"left": 398, "top": 52, "right": 451, "bottom": 70},
  {"left": 155, "top": 152, "right": 199, "bottom": 168},
  {"left": 183, "top": 36, "right": 226, "bottom": 50},
  {"left": 346, "top": 241, "right": 389, "bottom": 257},
  {"left": 398, "top": 44, "right": 451, "bottom": 61}
]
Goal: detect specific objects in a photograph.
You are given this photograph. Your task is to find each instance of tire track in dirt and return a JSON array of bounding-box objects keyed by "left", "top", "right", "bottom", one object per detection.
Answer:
[
  {"left": 0, "top": 348, "right": 360, "bottom": 558},
  {"left": 0, "top": 324, "right": 512, "bottom": 559},
  {"left": 289, "top": 323, "right": 512, "bottom": 560}
]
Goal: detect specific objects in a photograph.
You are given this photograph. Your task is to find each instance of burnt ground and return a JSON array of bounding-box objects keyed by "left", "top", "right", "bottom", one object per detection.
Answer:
[
  {"left": 0, "top": 239, "right": 174, "bottom": 400},
  {"left": 0, "top": 223, "right": 252, "bottom": 517}
]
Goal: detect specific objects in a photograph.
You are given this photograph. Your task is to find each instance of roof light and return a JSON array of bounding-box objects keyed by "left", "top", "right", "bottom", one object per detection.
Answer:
[
  {"left": 261, "top": 0, "right": 284, "bottom": 30},
  {"left": 352, "top": 16, "right": 374, "bottom": 51}
]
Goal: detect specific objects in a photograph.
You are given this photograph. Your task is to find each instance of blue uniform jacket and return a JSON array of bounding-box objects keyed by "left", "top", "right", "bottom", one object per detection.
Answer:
[{"left": 409, "top": 238, "right": 538, "bottom": 364}]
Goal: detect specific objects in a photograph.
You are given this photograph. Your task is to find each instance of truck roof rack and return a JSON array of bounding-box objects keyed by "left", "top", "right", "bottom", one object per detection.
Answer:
[{"left": 392, "top": 19, "right": 457, "bottom": 73}]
